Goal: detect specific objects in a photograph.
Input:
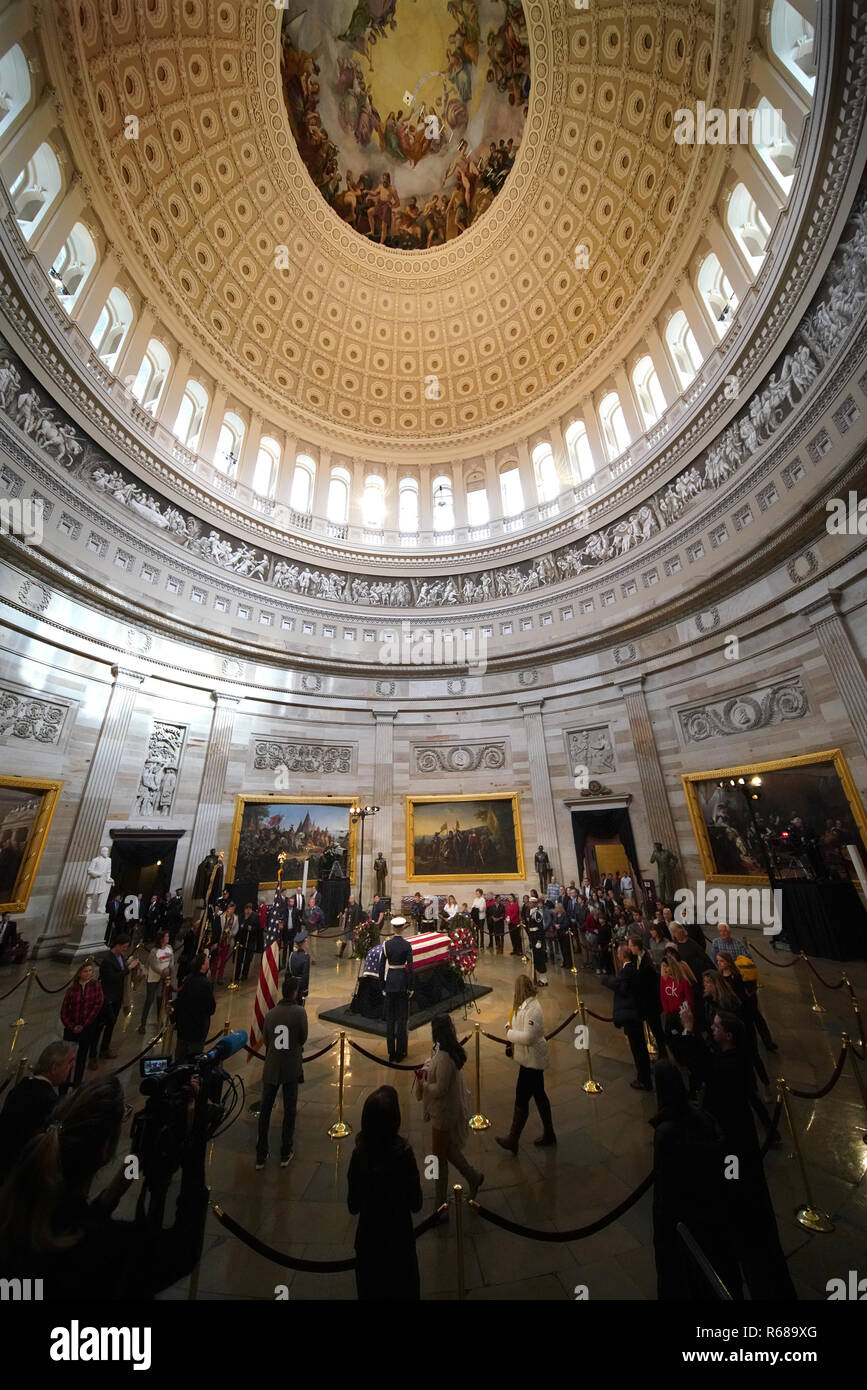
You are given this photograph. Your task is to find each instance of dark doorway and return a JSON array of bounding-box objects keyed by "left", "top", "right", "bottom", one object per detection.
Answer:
[
  {"left": 570, "top": 807, "right": 641, "bottom": 890},
  {"left": 109, "top": 830, "right": 185, "bottom": 900}
]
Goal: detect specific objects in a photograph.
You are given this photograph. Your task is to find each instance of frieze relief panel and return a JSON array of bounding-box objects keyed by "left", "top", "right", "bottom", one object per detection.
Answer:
[
  {"left": 0, "top": 685, "right": 72, "bottom": 747},
  {"left": 134, "top": 721, "right": 186, "bottom": 817},
  {"left": 413, "top": 742, "right": 508, "bottom": 774},
  {"left": 676, "top": 677, "right": 810, "bottom": 745},
  {"left": 250, "top": 738, "right": 355, "bottom": 777},
  {"left": 565, "top": 727, "right": 617, "bottom": 775}
]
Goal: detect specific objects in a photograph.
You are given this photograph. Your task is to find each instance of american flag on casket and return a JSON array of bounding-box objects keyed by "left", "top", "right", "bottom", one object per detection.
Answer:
[{"left": 361, "top": 932, "right": 452, "bottom": 977}]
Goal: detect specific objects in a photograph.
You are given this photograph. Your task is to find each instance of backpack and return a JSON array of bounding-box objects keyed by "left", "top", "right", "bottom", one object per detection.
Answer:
[{"left": 734, "top": 953, "right": 758, "bottom": 983}]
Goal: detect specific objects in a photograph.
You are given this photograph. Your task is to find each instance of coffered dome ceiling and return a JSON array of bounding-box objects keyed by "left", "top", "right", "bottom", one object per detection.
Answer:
[{"left": 55, "top": 0, "right": 732, "bottom": 449}]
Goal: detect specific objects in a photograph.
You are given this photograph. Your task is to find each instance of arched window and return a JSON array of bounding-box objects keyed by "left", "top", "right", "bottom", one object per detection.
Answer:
[
  {"left": 499, "top": 465, "right": 523, "bottom": 518},
  {"left": 290, "top": 453, "right": 315, "bottom": 513},
  {"left": 532, "top": 443, "right": 559, "bottom": 503},
  {"left": 327, "top": 466, "right": 350, "bottom": 524},
  {"left": 466, "top": 479, "right": 490, "bottom": 527},
  {"left": 752, "top": 98, "right": 796, "bottom": 194},
  {"left": 252, "top": 435, "right": 281, "bottom": 497},
  {"left": 398, "top": 477, "right": 419, "bottom": 532},
  {"left": 598, "top": 392, "right": 631, "bottom": 460},
  {"left": 129, "top": 338, "right": 171, "bottom": 412},
  {"left": 727, "top": 182, "right": 771, "bottom": 271},
  {"left": 665, "top": 310, "right": 703, "bottom": 387},
  {"left": 632, "top": 356, "right": 667, "bottom": 426},
  {"left": 10, "top": 141, "right": 62, "bottom": 242},
  {"left": 0, "top": 45, "right": 32, "bottom": 145},
  {"left": 363, "top": 473, "right": 385, "bottom": 529},
  {"left": 697, "top": 253, "right": 738, "bottom": 335},
  {"left": 769, "top": 0, "right": 816, "bottom": 96},
  {"left": 90, "top": 286, "right": 133, "bottom": 366},
  {"left": 173, "top": 379, "right": 208, "bottom": 449},
  {"left": 215, "top": 411, "right": 245, "bottom": 474},
  {"left": 50, "top": 221, "right": 97, "bottom": 309},
  {"left": 432, "top": 475, "right": 454, "bottom": 532},
  {"left": 565, "top": 420, "right": 595, "bottom": 482}
]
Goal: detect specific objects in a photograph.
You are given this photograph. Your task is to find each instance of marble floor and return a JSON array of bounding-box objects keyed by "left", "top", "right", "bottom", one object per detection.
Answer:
[{"left": 3, "top": 931, "right": 866, "bottom": 1301}]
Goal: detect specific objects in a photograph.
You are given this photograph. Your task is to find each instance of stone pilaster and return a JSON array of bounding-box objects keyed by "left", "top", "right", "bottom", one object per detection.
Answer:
[
  {"left": 618, "top": 675, "right": 681, "bottom": 857},
  {"left": 50, "top": 666, "right": 146, "bottom": 958},
  {"left": 804, "top": 589, "right": 867, "bottom": 759},
  {"left": 184, "top": 693, "right": 241, "bottom": 901},
  {"left": 371, "top": 712, "right": 397, "bottom": 899},
  {"left": 520, "top": 701, "right": 559, "bottom": 879}
]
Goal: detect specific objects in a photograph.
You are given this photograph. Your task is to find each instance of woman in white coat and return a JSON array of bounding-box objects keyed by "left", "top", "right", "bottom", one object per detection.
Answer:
[
  {"left": 496, "top": 974, "right": 556, "bottom": 1151},
  {"left": 420, "top": 1014, "right": 484, "bottom": 1210}
]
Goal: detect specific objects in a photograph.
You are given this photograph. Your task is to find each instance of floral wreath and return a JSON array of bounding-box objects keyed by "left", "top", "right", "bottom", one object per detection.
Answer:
[
  {"left": 352, "top": 918, "right": 380, "bottom": 961},
  {"left": 448, "top": 922, "right": 478, "bottom": 974}
]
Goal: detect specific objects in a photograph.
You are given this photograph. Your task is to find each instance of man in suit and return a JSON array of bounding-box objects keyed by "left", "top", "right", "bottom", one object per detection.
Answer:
[
  {"left": 0, "top": 911, "right": 26, "bottom": 964},
  {"left": 96, "top": 931, "right": 131, "bottom": 1059},
  {"left": 236, "top": 902, "right": 259, "bottom": 982},
  {"left": 627, "top": 932, "right": 667, "bottom": 1058},
  {"left": 105, "top": 894, "right": 125, "bottom": 946},
  {"left": 379, "top": 916, "right": 414, "bottom": 1063},
  {"left": 337, "top": 894, "right": 363, "bottom": 958},
  {"left": 669, "top": 923, "right": 714, "bottom": 983},
  {"left": 0, "top": 1041, "right": 75, "bottom": 1178},
  {"left": 256, "top": 974, "right": 308, "bottom": 1169}
]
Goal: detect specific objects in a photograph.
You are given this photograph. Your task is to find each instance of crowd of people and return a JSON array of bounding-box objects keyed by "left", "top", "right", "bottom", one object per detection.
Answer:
[{"left": 0, "top": 861, "right": 803, "bottom": 1302}]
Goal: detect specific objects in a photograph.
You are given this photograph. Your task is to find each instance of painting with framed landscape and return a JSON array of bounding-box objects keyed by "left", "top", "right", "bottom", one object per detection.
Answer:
[
  {"left": 682, "top": 749, "right": 867, "bottom": 886},
  {"left": 406, "top": 792, "right": 525, "bottom": 881},
  {"left": 0, "top": 775, "right": 62, "bottom": 913},
  {"left": 226, "top": 796, "right": 358, "bottom": 889}
]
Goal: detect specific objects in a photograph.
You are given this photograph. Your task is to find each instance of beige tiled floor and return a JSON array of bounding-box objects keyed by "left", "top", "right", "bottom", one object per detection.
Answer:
[{"left": 3, "top": 930, "right": 865, "bottom": 1300}]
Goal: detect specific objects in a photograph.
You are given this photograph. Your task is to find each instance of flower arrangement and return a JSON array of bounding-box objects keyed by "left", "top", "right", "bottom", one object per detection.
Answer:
[
  {"left": 448, "top": 921, "right": 478, "bottom": 974},
  {"left": 353, "top": 918, "right": 380, "bottom": 961}
]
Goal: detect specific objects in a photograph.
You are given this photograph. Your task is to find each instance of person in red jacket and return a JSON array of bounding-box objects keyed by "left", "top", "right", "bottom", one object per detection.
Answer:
[
  {"left": 504, "top": 893, "right": 522, "bottom": 955},
  {"left": 659, "top": 955, "right": 694, "bottom": 1039},
  {"left": 60, "top": 958, "right": 105, "bottom": 1088}
]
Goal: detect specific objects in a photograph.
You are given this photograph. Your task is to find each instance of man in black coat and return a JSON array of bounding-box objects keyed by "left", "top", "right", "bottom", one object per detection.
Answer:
[
  {"left": 669, "top": 924, "right": 713, "bottom": 982},
  {"left": 627, "top": 932, "right": 667, "bottom": 1058},
  {"left": 236, "top": 903, "right": 259, "bottom": 981},
  {"left": 96, "top": 933, "right": 131, "bottom": 1059},
  {"left": 256, "top": 975, "right": 308, "bottom": 1169},
  {"left": 173, "top": 951, "right": 216, "bottom": 1061},
  {"left": 105, "top": 894, "right": 125, "bottom": 946},
  {"left": 379, "top": 917, "right": 414, "bottom": 1062},
  {"left": 603, "top": 945, "right": 651, "bottom": 1089},
  {"left": 0, "top": 1041, "right": 75, "bottom": 1179}
]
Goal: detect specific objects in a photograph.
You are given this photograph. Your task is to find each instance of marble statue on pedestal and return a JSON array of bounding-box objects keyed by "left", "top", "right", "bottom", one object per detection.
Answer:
[{"left": 84, "top": 846, "right": 113, "bottom": 916}]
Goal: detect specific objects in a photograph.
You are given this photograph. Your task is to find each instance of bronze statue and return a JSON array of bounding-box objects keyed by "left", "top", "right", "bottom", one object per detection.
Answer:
[
  {"left": 373, "top": 852, "right": 388, "bottom": 896},
  {"left": 534, "top": 844, "right": 552, "bottom": 895},
  {"left": 193, "top": 848, "right": 223, "bottom": 904},
  {"left": 650, "top": 842, "right": 679, "bottom": 905}
]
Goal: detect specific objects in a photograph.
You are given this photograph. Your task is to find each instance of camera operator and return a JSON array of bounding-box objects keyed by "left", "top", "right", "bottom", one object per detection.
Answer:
[
  {"left": 0, "top": 1074, "right": 208, "bottom": 1301},
  {"left": 173, "top": 949, "right": 216, "bottom": 1062}
]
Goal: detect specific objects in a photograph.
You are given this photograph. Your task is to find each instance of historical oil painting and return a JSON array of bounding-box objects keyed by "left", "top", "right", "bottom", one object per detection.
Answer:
[
  {"left": 406, "top": 793, "right": 524, "bottom": 880},
  {"left": 227, "top": 797, "right": 358, "bottom": 890},
  {"left": 0, "top": 775, "right": 62, "bottom": 913}
]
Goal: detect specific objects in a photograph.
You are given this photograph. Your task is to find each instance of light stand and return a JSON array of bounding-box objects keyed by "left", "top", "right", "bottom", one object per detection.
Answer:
[{"left": 350, "top": 803, "right": 379, "bottom": 910}]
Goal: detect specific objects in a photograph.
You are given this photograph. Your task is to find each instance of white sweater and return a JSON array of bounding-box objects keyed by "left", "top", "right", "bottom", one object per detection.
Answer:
[{"left": 506, "top": 997, "right": 549, "bottom": 1070}]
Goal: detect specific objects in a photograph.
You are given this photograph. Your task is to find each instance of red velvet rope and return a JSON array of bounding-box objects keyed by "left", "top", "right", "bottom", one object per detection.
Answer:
[
  {"left": 784, "top": 1046, "right": 849, "bottom": 1100},
  {"left": 802, "top": 956, "right": 847, "bottom": 990},
  {"left": 585, "top": 1008, "right": 614, "bottom": 1023}
]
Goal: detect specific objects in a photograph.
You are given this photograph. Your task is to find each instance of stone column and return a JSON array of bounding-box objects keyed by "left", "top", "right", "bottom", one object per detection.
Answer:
[
  {"left": 192, "top": 381, "right": 227, "bottom": 458},
  {"left": 520, "top": 701, "right": 560, "bottom": 879},
  {"left": 371, "top": 711, "right": 397, "bottom": 904},
  {"left": 236, "top": 411, "right": 263, "bottom": 492},
  {"left": 515, "top": 439, "right": 537, "bottom": 511},
  {"left": 50, "top": 667, "right": 146, "bottom": 959},
  {"left": 614, "top": 364, "right": 644, "bottom": 442},
  {"left": 702, "top": 218, "right": 751, "bottom": 303},
  {"left": 804, "top": 590, "right": 867, "bottom": 759},
  {"left": 484, "top": 451, "right": 503, "bottom": 521},
  {"left": 32, "top": 171, "right": 87, "bottom": 271},
  {"left": 113, "top": 300, "right": 157, "bottom": 384},
  {"left": 183, "top": 693, "right": 241, "bottom": 903},
  {"left": 643, "top": 322, "right": 681, "bottom": 405},
  {"left": 72, "top": 249, "right": 120, "bottom": 340},
  {"left": 0, "top": 88, "right": 57, "bottom": 183},
  {"left": 750, "top": 49, "right": 809, "bottom": 137},
  {"left": 618, "top": 675, "right": 681, "bottom": 859},
  {"left": 730, "top": 144, "right": 783, "bottom": 231},
  {"left": 580, "top": 396, "right": 609, "bottom": 468},
  {"left": 311, "top": 447, "right": 331, "bottom": 518}
]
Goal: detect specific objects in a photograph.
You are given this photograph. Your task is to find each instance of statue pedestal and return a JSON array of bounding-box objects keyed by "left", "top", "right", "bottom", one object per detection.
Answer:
[{"left": 54, "top": 912, "right": 109, "bottom": 962}]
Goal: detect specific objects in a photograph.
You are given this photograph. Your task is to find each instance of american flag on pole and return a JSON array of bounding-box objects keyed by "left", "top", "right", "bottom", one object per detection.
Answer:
[{"left": 248, "top": 893, "right": 281, "bottom": 1053}]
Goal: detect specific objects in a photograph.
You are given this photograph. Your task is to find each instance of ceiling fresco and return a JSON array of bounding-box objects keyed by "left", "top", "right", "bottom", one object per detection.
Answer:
[{"left": 280, "top": 0, "right": 530, "bottom": 248}]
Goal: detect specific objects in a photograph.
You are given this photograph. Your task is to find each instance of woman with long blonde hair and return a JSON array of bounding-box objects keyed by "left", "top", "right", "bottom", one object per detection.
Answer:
[{"left": 496, "top": 975, "right": 555, "bottom": 1152}]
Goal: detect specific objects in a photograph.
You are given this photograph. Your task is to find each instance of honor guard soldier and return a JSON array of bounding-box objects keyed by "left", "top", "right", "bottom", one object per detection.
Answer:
[{"left": 378, "top": 917, "right": 414, "bottom": 1063}]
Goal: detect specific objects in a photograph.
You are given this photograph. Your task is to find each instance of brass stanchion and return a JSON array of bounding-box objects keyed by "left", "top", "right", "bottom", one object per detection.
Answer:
[
  {"left": 468, "top": 1020, "right": 491, "bottom": 1130},
  {"left": 224, "top": 945, "right": 240, "bottom": 1034},
  {"left": 778, "top": 1079, "right": 834, "bottom": 1232},
  {"left": 579, "top": 1001, "right": 602, "bottom": 1094},
  {"left": 644, "top": 1021, "right": 658, "bottom": 1060},
  {"left": 328, "top": 1030, "right": 351, "bottom": 1139},
  {"left": 842, "top": 1034, "right": 867, "bottom": 1142},
  {"left": 8, "top": 968, "right": 35, "bottom": 1062},
  {"left": 808, "top": 977, "right": 826, "bottom": 1015},
  {"left": 569, "top": 930, "right": 579, "bottom": 977},
  {"left": 453, "top": 1184, "right": 466, "bottom": 1301}
]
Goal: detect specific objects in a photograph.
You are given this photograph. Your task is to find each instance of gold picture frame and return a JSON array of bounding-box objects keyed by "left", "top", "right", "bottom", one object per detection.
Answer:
[
  {"left": 225, "top": 795, "right": 359, "bottom": 890},
  {"left": 0, "top": 774, "right": 62, "bottom": 913},
  {"left": 682, "top": 749, "right": 867, "bottom": 886},
  {"left": 406, "top": 792, "right": 525, "bottom": 882}
]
